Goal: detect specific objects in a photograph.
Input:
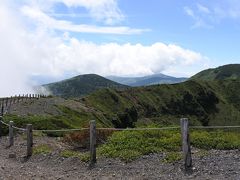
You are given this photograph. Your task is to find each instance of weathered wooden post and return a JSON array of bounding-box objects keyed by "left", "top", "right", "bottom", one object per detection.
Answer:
[
  {"left": 5, "top": 98, "right": 8, "bottom": 107},
  {"left": 18, "top": 94, "right": 20, "bottom": 103},
  {"left": 181, "top": 118, "right": 192, "bottom": 171},
  {"left": 0, "top": 116, "right": 2, "bottom": 138},
  {"left": 89, "top": 120, "right": 96, "bottom": 168},
  {"left": 9, "top": 121, "right": 14, "bottom": 147},
  {"left": 26, "top": 124, "right": 33, "bottom": 156},
  {"left": 1, "top": 103, "right": 3, "bottom": 116}
]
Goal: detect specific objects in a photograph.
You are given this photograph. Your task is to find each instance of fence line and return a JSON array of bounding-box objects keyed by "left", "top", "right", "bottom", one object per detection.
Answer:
[
  {"left": 0, "top": 117, "right": 239, "bottom": 170},
  {"left": 0, "top": 119, "right": 240, "bottom": 133},
  {"left": 0, "top": 94, "right": 47, "bottom": 116}
]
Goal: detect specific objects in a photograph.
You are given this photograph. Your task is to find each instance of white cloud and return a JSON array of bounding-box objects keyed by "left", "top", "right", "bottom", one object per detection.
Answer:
[
  {"left": 185, "top": 1, "right": 240, "bottom": 28},
  {"left": 184, "top": 6, "right": 195, "bottom": 18},
  {"left": 48, "top": 40, "right": 206, "bottom": 77},
  {"left": 184, "top": 6, "right": 212, "bottom": 29},
  {"left": 21, "top": 5, "right": 148, "bottom": 34},
  {"left": 54, "top": 0, "right": 124, "bottom": 25},
  {"left": 197, "top": 4, "right": 210, "bottom": 14}
]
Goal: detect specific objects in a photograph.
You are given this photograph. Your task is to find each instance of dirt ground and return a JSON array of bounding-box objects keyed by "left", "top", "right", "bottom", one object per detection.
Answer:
[{"left": 0, "top": 135, "right": 239, "bottom": 180}]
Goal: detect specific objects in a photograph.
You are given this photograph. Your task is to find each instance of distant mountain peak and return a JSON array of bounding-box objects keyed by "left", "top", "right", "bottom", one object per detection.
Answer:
[
  {"left": 106, "top": 73, "right": 187, "bottom": 87},
  {"left": 39, "top": 74, "right": 127, "bottom": 98}
]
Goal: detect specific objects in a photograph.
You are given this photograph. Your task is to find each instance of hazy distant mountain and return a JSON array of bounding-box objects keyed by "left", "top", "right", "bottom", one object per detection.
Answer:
[
  {"left": 191, "top": 64, "right": 240, "bottom": 81},
  {"left": 41, "top": 74, "right": 127, "bottom": 98},
  {"left": 106, "top": 73, "right": 187, "bottom": 86}
]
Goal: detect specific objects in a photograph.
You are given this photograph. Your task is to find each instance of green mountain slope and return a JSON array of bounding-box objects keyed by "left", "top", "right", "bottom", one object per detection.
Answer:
[
  {"left": 107, "top": 73, "right": 187, "bottom": 86},
  {"left": 42, "top": 74, "right": 128, "bottom": 98},
  {"left": 5, "top": 79, "right": 240, "bottom": 131},
  {"left": 191, "top": 64, "right": 240, "bottom": 80},
  {"left": 84, "top": 79, "right": 240, "bottom": 127}
]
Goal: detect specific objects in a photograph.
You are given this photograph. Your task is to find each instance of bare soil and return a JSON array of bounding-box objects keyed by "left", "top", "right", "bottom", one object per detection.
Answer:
[{"left": 0, "top": 135, "right": 239, "bottom": 180}]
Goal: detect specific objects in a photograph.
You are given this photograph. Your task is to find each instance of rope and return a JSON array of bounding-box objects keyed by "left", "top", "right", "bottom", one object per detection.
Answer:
[
  {"left": 190, "top": 126, "right": 240, "bottom": 129},
  {"left": 97, "top": 127, "right": 181, "bottom": 131},
  {"left": 1, "top": 120, "right": 240, "bottom": 133},
  {"left": 27, "top": 125, "right": 240, "bottom": 132},
  {"left": 0, "top": 120, "right": 10, "bottom": 127},
  {"left": 12, "top": 126, "right": 26, "bottom": 132},
  {"left": 33, "top": 128, "right": 89, "bottom": 133},
  {"left": 0, "top": 120, "right": 26, "bottom": 131}
]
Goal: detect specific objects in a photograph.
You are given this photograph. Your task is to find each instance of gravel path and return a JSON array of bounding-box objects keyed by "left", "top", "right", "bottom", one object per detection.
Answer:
[{"left": 0, "top": 135, "right": 239, "bottom": 180}]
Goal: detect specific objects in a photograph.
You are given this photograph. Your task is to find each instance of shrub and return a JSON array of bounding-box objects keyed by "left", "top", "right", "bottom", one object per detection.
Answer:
[
  {"left": 60, "top": 150, "right": 90, "bottom": 162},
  {"left": 33, "top": 144, "right": 52, "bottom": 155},
  {"left": 63, "top": 129, "right": 114, "bottom": 149}
]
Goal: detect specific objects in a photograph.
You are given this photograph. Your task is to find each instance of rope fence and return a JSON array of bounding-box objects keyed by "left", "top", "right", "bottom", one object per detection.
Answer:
[
  {"left": 0, "top": 116, "right": 239, "bottom": 170},
  {"left": 1, "top": 122, "right": 240, "bottom": 133}
]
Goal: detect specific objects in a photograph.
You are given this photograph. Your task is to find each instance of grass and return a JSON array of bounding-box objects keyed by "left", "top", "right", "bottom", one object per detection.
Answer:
[
  {"left": 33, "top": 144, "right": 52, "bottom": 155},
  {"left": 60, "top": 150, "right": 90, "bottom": 162},
  {"left": 191, "top": 130, "right": 240, "bottom": 150},
  {"left": 98, "top": 129, "right": 240, "bottom": 162},
  {"left": 98, "top": 130, "right": 181, "bottom": 162},
  {"left": 163, "top": 152, "right": 182, "bottom": 163}
]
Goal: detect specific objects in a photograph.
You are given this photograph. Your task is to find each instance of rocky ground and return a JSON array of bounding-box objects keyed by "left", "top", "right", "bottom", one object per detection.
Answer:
[{"left": 0, "top": 135, "right": 239, "bottom": 180}]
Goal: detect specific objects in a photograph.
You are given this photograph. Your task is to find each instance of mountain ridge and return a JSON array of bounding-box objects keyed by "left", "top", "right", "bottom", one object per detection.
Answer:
[
  {"left": 191, "top": 64, "right": 240, "bottom": 80},
  {"left": 106, "top": 73, "right": 187, "bottom": 86},
  {"left": 40, "top": 74, "right": 128, "bottom": 98}
]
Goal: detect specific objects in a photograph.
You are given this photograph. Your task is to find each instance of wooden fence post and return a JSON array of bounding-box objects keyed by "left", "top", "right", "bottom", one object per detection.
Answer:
[
  {"left": 5, "top": 98, "right": 8, "bottom": 107},
  {"left": 89, "top": 120, "right": 96, "bottom": 168},
  {"left": 26, "top": 124, "right": 33, "bottom": 156},
  {"left": 180, "top": 118, "right": 192, "bottom": 170},
  {"left": 1, "top": 104, "right": 3, "bottom": 116},
  {"left": 0, "top": 116, "right": 2, "bottom": 138},
  {"left": 9, "top": 121, "right": 14, "bottom": 147}
]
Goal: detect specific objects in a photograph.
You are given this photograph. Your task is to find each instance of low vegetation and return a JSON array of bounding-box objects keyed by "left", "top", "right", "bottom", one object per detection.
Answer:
[
  {"left": 33, "top": 144, "right": 52, "bottom": 155},
  {"left": 97, "top": 129, "right": 240, "bottom": 162},
  {"left": 60, "top": 150, "right": 90, "bottom": 162}
]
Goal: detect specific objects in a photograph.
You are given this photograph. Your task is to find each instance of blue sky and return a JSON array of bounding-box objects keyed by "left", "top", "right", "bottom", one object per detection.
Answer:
[
  {"left": 0, "top": 0, "right": 240, "bottom": 95},
  {"left": 47, "top": 0, "right": 240, "bottom": 62}
]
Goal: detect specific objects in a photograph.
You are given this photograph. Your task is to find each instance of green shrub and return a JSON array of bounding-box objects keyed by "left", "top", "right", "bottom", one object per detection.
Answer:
[
  {"left": 60, "top": 150, "right": 90, "bottom": 162},
  {"left": 163, "top": 152, "right": 182, "bottom": 163},
  {"left": 98, "top": 130, "right": 181, "bottom": 161},
  {"left": 191, "top": 130, "right": 240, "bottom": 150},
  {"left": 98, "top": 129, "right": 240, "bottom": 162},
  {"left": 33, "top": 144, "right": 52, "bottom": 155}
]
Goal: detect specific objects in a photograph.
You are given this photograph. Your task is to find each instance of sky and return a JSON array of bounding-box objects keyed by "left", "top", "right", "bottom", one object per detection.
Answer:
[{"left": 0, "top": 0, "right": 240, "bottom": 96}]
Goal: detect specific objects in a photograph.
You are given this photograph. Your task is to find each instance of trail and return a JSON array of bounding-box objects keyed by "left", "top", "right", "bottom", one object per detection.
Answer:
[{"left": 0, "top": 136, "right": 239, "bottom": 180}]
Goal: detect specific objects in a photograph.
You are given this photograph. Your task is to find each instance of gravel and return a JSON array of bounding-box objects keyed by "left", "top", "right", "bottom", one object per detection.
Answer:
[{"left": 0, "top": 135, "right": 239, "bottom": 180}]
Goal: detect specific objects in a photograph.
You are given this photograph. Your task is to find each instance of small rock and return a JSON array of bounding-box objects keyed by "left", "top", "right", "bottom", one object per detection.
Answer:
[{"left": 8, "top": 153, "right": 16, "bottom": 159}]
